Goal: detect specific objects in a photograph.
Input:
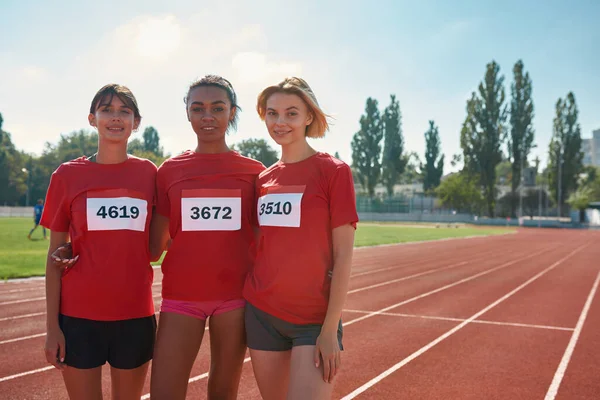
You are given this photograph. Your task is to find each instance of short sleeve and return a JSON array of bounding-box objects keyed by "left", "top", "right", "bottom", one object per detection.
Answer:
[
  {"left": 155, "top": 165, "right": 171, "bottom": 217},
  {"left": 328, "top": 163, "right": 359, "bottom": 229},
  {"left": 40, "top": 171, "right": 70, "bottom": 232},
  {"left": 250, "top": 176, "right": 262, "bottom": 228}
]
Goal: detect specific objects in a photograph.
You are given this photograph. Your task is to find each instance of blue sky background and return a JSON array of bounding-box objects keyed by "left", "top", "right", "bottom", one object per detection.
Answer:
[{"left": 1, "top": 0, "right": 598, "bottom": 172}]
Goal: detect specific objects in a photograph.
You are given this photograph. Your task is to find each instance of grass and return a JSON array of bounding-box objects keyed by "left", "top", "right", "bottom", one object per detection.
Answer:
[
  {"left": 355, "top": 222, "right": 514, "bottom": 247},
  {"left": 0, "top": 218, "right": 514, "bottom": 280}
]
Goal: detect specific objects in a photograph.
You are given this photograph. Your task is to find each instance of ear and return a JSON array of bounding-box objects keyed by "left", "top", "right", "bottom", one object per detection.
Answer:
[
  {"left": 88, "top": 113, "right": 96, "bottom": 128},
  {"left": 230, "top": 106, "right": 237, "bottom": 122},
  {"left": 306, "top": 112, "right": 314, "bottom": 126},
  {"left": 186, "top": 108, "right": 191, "bottom": 122},
  {"left": 133, "top": 117, "right": 141, "bottom": 131}
]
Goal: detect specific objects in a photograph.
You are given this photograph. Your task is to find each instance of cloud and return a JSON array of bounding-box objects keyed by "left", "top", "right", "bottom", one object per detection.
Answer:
[
  {"left": 232, "top": 52, "right": 302, "bottom": 85},
  {"left": 134, "top": 15, "right": 182, "bottom": 59},
  {"left": 19, "top": 66, "right": 48, "bottom": 81}
]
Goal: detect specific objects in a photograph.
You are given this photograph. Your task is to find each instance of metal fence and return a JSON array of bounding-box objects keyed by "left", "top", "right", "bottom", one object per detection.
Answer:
[{"left": 0, "top": 207, "right": 32, "bottom": 217}]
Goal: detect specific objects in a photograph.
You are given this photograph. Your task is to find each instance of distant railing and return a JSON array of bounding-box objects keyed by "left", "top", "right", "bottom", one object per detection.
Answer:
[{"left": 0, "top": 207, "right": 32, "bottom": 218}]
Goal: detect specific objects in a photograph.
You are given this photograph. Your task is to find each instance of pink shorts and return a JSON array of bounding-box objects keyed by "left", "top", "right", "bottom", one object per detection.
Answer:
[{"left": 160, "top": 298, "right": 246, "bottom": 321}]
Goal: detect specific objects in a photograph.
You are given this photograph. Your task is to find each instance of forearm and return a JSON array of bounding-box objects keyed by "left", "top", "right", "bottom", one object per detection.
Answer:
[
  {"left": 322, "top": 253, "right": 352, "bottom": 332},
  {"left": 149, "top": 214, "right": 170, "bottom": 261},
  {"left": 45, "top": 262, "right": 61, "bottom": 330},
  {"left": 45, "top": 234, "right": 67, "bottom": 330}
]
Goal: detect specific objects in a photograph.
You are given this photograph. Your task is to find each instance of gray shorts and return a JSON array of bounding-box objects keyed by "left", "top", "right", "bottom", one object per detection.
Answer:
[{"left": 245, "top": 302, "right": 344, "bottom": 351}]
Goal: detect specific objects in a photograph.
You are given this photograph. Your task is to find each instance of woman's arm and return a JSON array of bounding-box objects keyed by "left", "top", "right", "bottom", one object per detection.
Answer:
[
  {"left": 45, "top": 231, "right": 69, "bottom": 370},
  {"left": 315, "top": 223, "right": 356, "bottom": 383},
  {"left": 149, "top": 213, "right": 170, "bottom": 262}
]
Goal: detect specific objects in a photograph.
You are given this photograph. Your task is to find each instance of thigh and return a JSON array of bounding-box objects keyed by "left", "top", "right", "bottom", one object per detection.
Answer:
[
  {"left": 108, "top": 315, "right": 157, "bottom": 370},
  {"left": 249, "top": 349, "right": 291, "bottom": 400},
  {"left": 62, "top": 366, "right": 103, "bottom": 400},
  {"left": 207, "top": 306, "right": 247, "bottom": 399},
  {"left": 150, "top": 312, "right": 206, "bottom": 400},
  {"left": 59, "top": 314, "right": 108, "bottom": 369},
  {"left": 288, "top": 346, "right": 334, "bottom": 400},
  {"left": 245, "top": 303, "right": 292, "bottom": 352},
  {"left": 110, "top": 362, "right": 150, "bottom": 400},
  {"left": 245, "top": 303, "right": 293, "bottom": 400}
]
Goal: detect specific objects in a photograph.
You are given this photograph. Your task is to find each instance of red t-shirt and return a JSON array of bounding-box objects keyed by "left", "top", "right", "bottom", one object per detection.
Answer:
[
  {"left": 243, "top": 152, "right": 359, "bottom": 324},
  {"left": 156, "top": 150, "right": 265, "bottom": 301},
  {"left": 40, "top": 156, "right": 156, "bottom": 321}
]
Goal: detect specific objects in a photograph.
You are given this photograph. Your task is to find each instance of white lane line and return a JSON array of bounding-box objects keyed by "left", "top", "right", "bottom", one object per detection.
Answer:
[
  {"left": 0, "top": 297, "right": 45, "bottom": 306},
  {"left": 349, "top": 261, "right": 468, "bottom": 294},
  {"left": 352, "top": 231, "right": 516, "bottom": 251},
  {"left": 0, "top": 333, "right": 46, "bottom": 345},
  {"left": 0, "top": 249, "right": 532, "bottom": 322},
  {"left": 0, "top": 312, "right": 46, "bottom": 322},
  {"left": 341, "top": 243, "right": 588, "bottom": 399},
  {"left": 0, "top": 287, "right": 44, "bottom": 294},
  {"left": 343, "top": 309, "right": 575, "bottom": 332},
  {"left": 140, "top": 357, "right": 252, "bottom": 399},
  {"left": 0, "top": 312, "right": 209, "bottom": 347},
  {"left": 0, "top": 244, "right": 536, "bottom": 383},
  {"left": 0, "top": 366, "right": 54, "bottom": 383},
  {"left": 0, "top": 297, "right": 164, "bottom": 323},
  {"left": 544, "top": 270, "right": 600, "bottom": 400},
  {"left": 343, "top": 246, "right": 551, "bottom": 327}
]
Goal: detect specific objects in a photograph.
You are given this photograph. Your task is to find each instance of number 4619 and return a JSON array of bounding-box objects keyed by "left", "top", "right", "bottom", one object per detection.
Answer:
[{"left": 96, "top": 205, "right": 140, "bottom": 219}]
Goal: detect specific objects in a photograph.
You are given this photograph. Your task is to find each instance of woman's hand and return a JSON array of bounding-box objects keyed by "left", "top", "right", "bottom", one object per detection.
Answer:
[
  {"left": 50, "top": 243, "right": 78, "bottom": 271},
  {"left": 314, "top": 328, "right": 341, "bottom": 383},
  {"left": 44, "top": 327, "right": 67, "bottom": 370}
]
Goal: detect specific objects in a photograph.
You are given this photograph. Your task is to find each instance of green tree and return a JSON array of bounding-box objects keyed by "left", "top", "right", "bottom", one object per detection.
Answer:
[
  {"left": 334, "top": 151, "right": 341, "bottom": 160},
  {"left": 508, "top": 60, "right": 535, "bottom": 217},
  {"left": 142, "top": 126, "right": 164, "bottom": 156},
  {"left": 587, "top": 168, "right": 600, "bottom": 202},
  {"left": 436, "top": 172, "right": 483, "bottom": 214},
  {"left": 460, "top": 61, "right": 507, "bottom": 217},
  {"left": 128, "top": 138, "right": 145, "bottom": 153},
  {"left": 232, "top": 138, "right": 278, "bottom": 167},
  {"left": 547, "top": 93, "right": 583, "bottom": 215},
  {"left": 495, "top": 159, "right": 512, "bottom": 185},
  {"left": 52, "top": 129, "right": 99, "bottom": 163},
  {"left": 0, "top": 116, "right": 29, "bottom": 205},
  {"left": 398, "top": 152, "right": 421, "bottom": 184},
  {"left": 567, "top": 186, "right": 592, "bottom": 223},
  {"left": 351, "top": 98, "right": 383, "bottom": 196},
  {"left": 579, "top": 166, "right": 600, "bottom": 202},
  {"left": 422, "top": 120, "right": 444, "bottom": 193},
  {"left": 380, "top": 95, "right": 406, "bottom": 196}
]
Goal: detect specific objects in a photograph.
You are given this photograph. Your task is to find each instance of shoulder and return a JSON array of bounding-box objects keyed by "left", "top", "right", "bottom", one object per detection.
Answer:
[
  {"left": 52, "top": 156, "right": 88, "bottom": 178},
  {"left": 313, "top": 152, "right": 352, "bottom": 175},
  {"left": 231, "top": 151, "right": 267, "bottom": 173},
  {"left": 127, "top": 155, "right": 158, "bottom": 173},
  {"left": 157, "top": 151, "right": 193, "bottom": 174},
  {"left": 257, "top": 161, "right": 282, "bottom": 180}
]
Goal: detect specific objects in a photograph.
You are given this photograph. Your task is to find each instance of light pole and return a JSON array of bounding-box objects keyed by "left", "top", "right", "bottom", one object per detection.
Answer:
[
  {"left": 21, "top": 168, "right": 30, "bottom": 207},
  {"left": 557, "top": 144, "right": 562, "bottom": 218},
  {"left": 518, "top": 134, "right": 525, "bottom": 219},
  {"left": 535, "top": 156, "right": 541, "bottom": 227}
]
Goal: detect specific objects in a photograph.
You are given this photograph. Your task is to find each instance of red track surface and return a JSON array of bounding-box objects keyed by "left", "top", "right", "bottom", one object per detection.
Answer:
[{"left": 1, "top": 229, "right": 599, "bottom": 399}]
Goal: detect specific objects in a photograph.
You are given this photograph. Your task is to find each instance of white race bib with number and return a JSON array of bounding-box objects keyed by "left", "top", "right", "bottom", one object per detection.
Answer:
[
  {"left": 87, "top": 197, "right": 148, "bottom": 231},
  {"left": 258, "top": 192, "right": 303, "bottom": 228},
  {"left": 181, "top": 192, "right": 241, "bottom": 231}
]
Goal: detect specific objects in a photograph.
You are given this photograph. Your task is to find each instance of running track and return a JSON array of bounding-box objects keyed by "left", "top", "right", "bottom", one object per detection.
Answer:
[{"left": 0, "top": 228, "right": 599, "bottom": 399}]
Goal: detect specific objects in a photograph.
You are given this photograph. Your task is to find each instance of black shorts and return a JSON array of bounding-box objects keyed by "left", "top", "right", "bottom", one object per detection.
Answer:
[
  {"left": 245, "top": 302, "right": 343, "bottom": 352},
  {"left": 59, "top": 314, "right": 157, "bottom": 369}
]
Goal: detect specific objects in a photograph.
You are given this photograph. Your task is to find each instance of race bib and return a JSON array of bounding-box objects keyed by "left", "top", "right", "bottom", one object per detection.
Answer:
[
  {"left": 181, "top": 189, "right": 241, "bottom": 231},
  {"left": 86, "top": 189, "right": 148, "bottom": 232},
  {"left": 258, "top": 185, "right": 305, "bottom": 228}
]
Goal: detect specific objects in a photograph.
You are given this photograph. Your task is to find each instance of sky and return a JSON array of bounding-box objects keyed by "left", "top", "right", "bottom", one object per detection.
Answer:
[{"left": 1, "top": 0, "right": 599, "bottom": 172}]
